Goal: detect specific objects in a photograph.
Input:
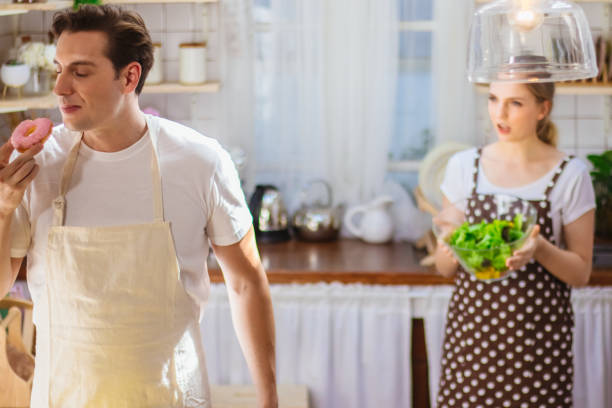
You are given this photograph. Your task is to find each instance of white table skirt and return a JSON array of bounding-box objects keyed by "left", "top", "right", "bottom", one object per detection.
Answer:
[{"left": 200, "top": 283, "right": 612, "bottom": 408}]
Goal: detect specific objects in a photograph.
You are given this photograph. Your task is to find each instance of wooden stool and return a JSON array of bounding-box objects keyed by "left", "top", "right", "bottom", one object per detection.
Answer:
[{"left": 211, "top": 384, "right": 309, "bottom": 408}]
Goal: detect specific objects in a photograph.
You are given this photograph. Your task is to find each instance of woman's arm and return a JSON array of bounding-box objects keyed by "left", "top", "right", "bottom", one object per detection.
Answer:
[
  {"left": 507, "top": 209, "right": 594, "bottom": 287},
  {"left": 433, "top": 196, "right": 460, "bottom": 278}
]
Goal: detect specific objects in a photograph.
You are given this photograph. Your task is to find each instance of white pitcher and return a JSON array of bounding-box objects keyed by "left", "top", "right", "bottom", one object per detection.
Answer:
[{"left": 344, "top": 196, "right": 394, "bottom": 244}]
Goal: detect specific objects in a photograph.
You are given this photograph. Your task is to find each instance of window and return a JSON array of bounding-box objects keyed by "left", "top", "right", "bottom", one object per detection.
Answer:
[{"left": 387, "top": 0, "right": 435, "bottom": 190}]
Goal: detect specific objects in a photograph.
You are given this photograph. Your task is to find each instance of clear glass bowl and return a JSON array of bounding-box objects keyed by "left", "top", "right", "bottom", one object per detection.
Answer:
[
  {"left": 467, "top": 0, "right": 598, "bottom": 83},
  {"left": 433, "top": 194, "right": 538, "bottom": 281}
]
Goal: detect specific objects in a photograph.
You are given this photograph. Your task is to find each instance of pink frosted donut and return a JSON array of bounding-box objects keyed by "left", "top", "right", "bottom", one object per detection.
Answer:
[{"left": 11, "top": 118, "right": 53, "bottom": 153}]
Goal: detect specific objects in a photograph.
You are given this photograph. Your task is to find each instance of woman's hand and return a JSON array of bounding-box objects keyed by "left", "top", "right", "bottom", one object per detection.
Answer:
[{"left": 505, "top": 225, "right": 541, "bottom": 271}]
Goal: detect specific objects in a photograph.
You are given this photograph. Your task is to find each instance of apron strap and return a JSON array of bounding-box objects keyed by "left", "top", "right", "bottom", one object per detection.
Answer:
[
  {"left": 52, "top": 133, "right": 83, "bottom": 227},
  {"left": 543, "top": 155, "right": 574, "bottom": 199},
  {"left": 53, "top": 116, "right": 165, "bottom": 226},
  {"left": 470, "top": 147, "right": 483, "bottom": 197},
  {"left": 146, "top": 115, "right": 164, "bottom": 223}
]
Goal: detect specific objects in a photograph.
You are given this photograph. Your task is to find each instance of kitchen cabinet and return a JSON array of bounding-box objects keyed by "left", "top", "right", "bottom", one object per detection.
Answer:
[{"left": 0, "top": 0, "right": 220, "bottom": 113}]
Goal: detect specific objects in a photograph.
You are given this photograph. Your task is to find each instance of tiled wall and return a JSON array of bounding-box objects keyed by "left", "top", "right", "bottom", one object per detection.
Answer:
[
  {"left": 0, "top": 3, "right": 222, "bottom": 143},
  {"left": 475, "top": 3, "right": 612, "bottom": 162}
]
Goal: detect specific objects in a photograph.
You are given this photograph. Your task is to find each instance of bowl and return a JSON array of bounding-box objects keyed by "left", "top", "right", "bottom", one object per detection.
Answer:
[
  {"left": 1, "top": 63, "right": 31, "bottom": 88},
  {"left": 433, "top": 194, "right": 537, "bottom": 282}
]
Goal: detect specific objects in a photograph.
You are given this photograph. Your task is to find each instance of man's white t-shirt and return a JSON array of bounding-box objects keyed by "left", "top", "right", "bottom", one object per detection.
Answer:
[
  {"left": 10, "top": 115, "right": 252, "bottom": 322},
  {"left": 440, "top": 148, "right": 596, "bottom": 246}
]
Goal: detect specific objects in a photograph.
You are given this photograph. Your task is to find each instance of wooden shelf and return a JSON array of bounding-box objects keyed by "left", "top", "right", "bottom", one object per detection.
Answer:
[
  {"left": 0, "top": 81, "right": 220, "bottom": 112},
  {"left": 476, "top": 0, "right": 612, "bottom": 3},
  {"left": 0, "top": 0, "right": 217, "bottom": 16},
  {"left": 144, "top": 81, "right": 221, "bottom": 93},
  {"left": 476, "top": 82, "right": 612, "bottom": 95}
]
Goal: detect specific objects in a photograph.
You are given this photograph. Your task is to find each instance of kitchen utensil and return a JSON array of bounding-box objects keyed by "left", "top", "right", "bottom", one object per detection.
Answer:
[
  {"left": 344, "top": 196, "right": 394, "bottom": 244},
  {"left": 0, "top": 307, "right": 34, "bottom": 407},
  {"left": 249, "top": 184, "right": 291, "bottom": 243},
  {"left": 291, "top": 179, "right": 343, "bottom": 242},
  {"left": 432, "top": 194, "right": 537, "bottom": 282}
]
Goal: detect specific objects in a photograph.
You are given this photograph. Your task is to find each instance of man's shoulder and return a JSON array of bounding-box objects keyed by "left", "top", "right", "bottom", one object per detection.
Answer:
[{"left": 152, "top": 116, "right": 228, "bottom": 166}]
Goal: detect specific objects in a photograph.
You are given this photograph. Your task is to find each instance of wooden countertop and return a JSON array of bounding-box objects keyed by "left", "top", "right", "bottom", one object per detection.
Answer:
[{"left": 208, "top": 239, "right": 612, "bottom": 286}]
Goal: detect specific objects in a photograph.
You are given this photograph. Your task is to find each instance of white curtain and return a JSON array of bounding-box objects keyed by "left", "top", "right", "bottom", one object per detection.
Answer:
[
  {"left": 431, "top": 0, "right": 476, "bottom": 145},
  {"left": 202, "top": 283, "right": 612, "bottom": 408},
  {"left": 572, "top": 287, "right": 612, "bottom": 408},
  {"left": 202, "top": 283, "right": 414, "bottom": 408},
  {"left": 252, "top": 0, "right": 398, "bottom": 209}
]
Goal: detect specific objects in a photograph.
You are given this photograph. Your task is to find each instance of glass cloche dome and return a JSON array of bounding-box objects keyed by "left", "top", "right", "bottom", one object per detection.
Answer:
[{"left": 467, "top": 0, "right": 598, "bottom": 83}]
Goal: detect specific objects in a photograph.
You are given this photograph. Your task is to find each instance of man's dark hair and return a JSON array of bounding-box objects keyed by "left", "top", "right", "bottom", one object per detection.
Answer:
[{"left": 51, "top": 4, "right": 154, "bottom": 94}]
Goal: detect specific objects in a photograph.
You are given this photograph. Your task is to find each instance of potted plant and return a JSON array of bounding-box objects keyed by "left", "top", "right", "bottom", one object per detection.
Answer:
[
  {"left": 18, "top": 41, "right": 56, "bottom": 95},
  {"left": 587, "top": 151, "right": 612, "bottom": 239},
  {"left": 1, "top": 59, "right": 31, "bottom": 98}
]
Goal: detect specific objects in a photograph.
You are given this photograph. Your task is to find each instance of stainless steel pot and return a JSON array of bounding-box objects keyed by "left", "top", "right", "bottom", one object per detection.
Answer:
[{"left": 291, "top": 180, "right": 343, "bottom": 242}]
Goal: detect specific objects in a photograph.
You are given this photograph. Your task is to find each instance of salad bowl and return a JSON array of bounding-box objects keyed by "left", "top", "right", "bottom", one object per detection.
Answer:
[{"left": 433, "top": 194, "right": 538, "bottom": 281}]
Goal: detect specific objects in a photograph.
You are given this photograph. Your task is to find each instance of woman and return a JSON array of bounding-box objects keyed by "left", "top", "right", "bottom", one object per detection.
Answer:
[{"left": 434, "top": 81, "right": 595, "bottom": 407}]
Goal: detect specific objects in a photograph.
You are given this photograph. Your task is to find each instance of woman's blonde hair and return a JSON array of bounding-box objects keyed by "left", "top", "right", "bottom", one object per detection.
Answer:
[{"left": 524, "top": 82, "right": 557, "bottom": 147}]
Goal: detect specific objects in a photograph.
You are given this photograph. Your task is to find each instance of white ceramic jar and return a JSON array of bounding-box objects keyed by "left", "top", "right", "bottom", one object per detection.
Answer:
[
  {"left": 179, "top": 42, "right": 206, "bottom": 85},
  {"left": 146, "top": 42, "right": 163, "bottom": 85}
]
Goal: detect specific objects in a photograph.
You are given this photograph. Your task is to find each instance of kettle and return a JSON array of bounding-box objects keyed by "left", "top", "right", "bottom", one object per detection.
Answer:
[
  {"left": 249, "top": 185, "right": 291, "bottom": 243},
  {"left": 291, "top": 179, "right": 343, "bottom": 242},
  {"left": 344, "top": 196, "right": 394, "bottom": 244}
]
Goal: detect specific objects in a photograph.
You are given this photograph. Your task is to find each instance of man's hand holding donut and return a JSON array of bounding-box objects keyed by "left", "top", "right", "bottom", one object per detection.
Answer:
[{"left": 0, "top": 141, "right": 42, "bottom": 218}]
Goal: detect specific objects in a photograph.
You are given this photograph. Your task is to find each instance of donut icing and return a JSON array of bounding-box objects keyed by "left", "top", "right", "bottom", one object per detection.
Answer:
[{"left": 11, "top": 118, "right": 53, "bottom": 153}]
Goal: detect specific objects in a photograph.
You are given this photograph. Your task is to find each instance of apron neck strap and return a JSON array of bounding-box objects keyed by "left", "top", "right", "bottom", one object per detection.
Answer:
[{"left": 53, "top": 121, "right": 165, "bottom": 227}]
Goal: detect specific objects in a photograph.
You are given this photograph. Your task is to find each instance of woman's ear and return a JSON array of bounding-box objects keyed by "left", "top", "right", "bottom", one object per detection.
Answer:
[{"left": 537, "top": 100, "right": 552, "bottom": 121}]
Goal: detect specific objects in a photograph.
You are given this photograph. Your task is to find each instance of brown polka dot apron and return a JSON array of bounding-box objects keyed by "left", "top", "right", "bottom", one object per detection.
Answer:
[{"left": 436, "top": 149, "right": 575, "bottom": 408}]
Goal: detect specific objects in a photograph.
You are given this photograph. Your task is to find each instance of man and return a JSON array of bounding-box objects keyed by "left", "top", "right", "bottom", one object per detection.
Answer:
[{"left": 0, "top": 5, "right": 277, "bottom": 407}]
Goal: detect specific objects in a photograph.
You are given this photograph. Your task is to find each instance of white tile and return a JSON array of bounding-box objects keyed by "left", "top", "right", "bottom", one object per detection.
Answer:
[
  {"left": 138, "top": 93, "right": 165, "bottom": 115},
  {"left": 164, "top": 32, "right": 193, "bottom": 61},
  {"left": 150, "top": 31, "right": 164, "bottom": 45},
  {"left": 136, "top": 4, "right": 164, "bottom": 33},
  {"left": 198, "top": 4, "right": 218, "bottom": 33},
  {"left": 43, "top": 11, "right": 56, "bottom": 36},
  {"left": 192, "top": 119, "right": 219, "bottom": 139},
  {"left": 580, "top": 3, "right": 607, "bottom": 29},
  {"left": 555, "top": 119, "right": 576, "bottom": 149},
  {"left": 164, "top": 60, "right": 179, "bottom": 82},
  {"left": 551, "top": 95, "right": 575, "bottom": 118},
  {"left": 206, "top": 59, "right": 220, "bottom": 81},
  {"left": 205, "top": 32, "right": 218, "bottom": 60},
  {"left": 577, "top": 119, "right": 605, "bottom": 148},
  {"left": 165, "top": 93, "right": 192, "bottom": 121},
  {"left": 576, "top": 147, "right": 605, "bottom": 164},
  {"left": 165, "top": 4, "right": 194, "bottom": 33},
  {"left": 19, "top": 12, "right": 44, "bottom": 34},
  {"left": 559, "top": 146, "right": 577, "bottom": 156},
  {"left": 576, "top": 95, "right": 605, "bottom": 117},
  {"left": 0, "top": 35, "right": 13, "bottom": 62},
  {"left": 193, "top": 93, "right": 217, "bottom": 120}
]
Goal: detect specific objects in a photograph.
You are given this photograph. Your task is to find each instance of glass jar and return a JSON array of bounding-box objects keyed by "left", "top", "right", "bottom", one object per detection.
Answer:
[{"left": 179, "top": 42, "right": 207, "bottom": 85}]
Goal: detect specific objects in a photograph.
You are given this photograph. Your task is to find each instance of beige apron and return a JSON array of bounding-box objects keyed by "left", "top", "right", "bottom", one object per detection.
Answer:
[{"left": 36, "top": 119, "right": 210, "bottom": 407}]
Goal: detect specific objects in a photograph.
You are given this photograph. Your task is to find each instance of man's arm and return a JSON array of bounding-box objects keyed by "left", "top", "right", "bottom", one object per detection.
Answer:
[
  {"left": 0, "top": 141, "right": 41, "bottom": 297},
  {"left": 211, "top": 226, "right": 277, "bottom": 408}
]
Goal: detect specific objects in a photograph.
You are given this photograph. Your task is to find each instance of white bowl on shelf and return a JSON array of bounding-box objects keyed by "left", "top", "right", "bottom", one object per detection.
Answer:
[{"left": 1, "top": 63, "right": 31, "bottom": 88}]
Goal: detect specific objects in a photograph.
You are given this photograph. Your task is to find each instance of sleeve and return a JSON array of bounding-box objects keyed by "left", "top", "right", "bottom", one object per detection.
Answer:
[
  {"left": 10, "top": 203, "right": 31, "bottom": 258},
  {"left": 561, "top": 160, "right": 596, "bottom": 225},
  {"left": 439, "top": 152, "right": 473, "bottom": 204},
  {"left": 205, "top": 147, "right": 253, "bottom": 246}
]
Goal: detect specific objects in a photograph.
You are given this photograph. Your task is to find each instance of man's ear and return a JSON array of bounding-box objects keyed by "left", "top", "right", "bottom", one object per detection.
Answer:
[{"left": 121, "top": 62, "right": 142, "bottom": 94}]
